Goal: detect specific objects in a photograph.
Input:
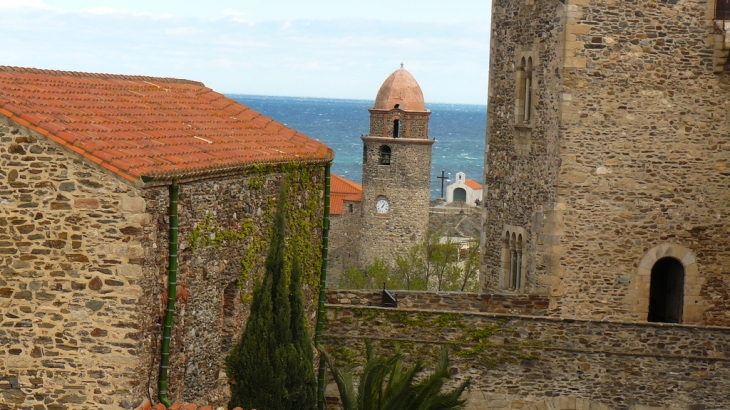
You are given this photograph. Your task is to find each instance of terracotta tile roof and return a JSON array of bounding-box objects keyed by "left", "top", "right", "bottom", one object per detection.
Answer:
[
  {"left": 0, "top": 66, "right": 333, "bottom": 184},
  {"left": 330, "top": 174, "right": 362, "bottom": 215},
  {"left": 464, "top": 179, "right": 483, "bottom": 190}
]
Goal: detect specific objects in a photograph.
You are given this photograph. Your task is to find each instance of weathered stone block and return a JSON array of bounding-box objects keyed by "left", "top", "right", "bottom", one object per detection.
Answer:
[
  {"left": 120, "top": 196, "right": 145, "bottom": 213},
  {"left": 74, "top": 198, "right": 99, "bottom": 209}
]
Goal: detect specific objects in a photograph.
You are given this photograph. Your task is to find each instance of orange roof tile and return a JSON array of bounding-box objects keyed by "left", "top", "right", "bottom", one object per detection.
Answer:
[
  {"left": 464, "top": 179, "right": 483, "bottom": 190},
  {"left": 330, "top": 174, "right": 362, "bottom": 215},
  {"left": 0, "top": 66, "right": 333, "bottom": 184}
]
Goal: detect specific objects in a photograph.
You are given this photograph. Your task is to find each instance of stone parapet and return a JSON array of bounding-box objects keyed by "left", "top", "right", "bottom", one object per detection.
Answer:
[
  {"left": 326, "top": 289, "right": 550, "bottom": 316},
  {"left": 323, "top": 305, "right": 730, "bottom": 410}
]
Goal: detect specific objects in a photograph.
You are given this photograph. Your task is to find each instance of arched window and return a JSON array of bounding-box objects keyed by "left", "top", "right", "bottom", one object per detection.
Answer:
[
  {"left": 516, "top": 54, "right": 534, "bottom": 125},
  {"left": 393, "top": 119, "right": 400, "bottom": 138},
  {"left": 379, "top": 145, "right": 391, "bottom": 165},
  {"left": 501, "top": 226, "right": 526, "bottom": 292}
]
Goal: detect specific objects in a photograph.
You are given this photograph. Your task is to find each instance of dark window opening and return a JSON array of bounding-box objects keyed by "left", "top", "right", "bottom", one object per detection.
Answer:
[
  {"left": 717, "top": 0, "right": 730, "bottom": 20},
  {"left": 648, "top": 257, "right": 684, "bottom": 323},
  {"left": 393, "top": 119, "right": 400, "bottom": 138},
  {"left": 394, "top": 104, "right": 400, "bottom": 109},
  {"left": 454, "top": 188, "right": 467, "bottom": 203},
  {"left": 509, "top": 233, "right": 523, "bottom": 290},
  {"left": 379, "top": 145, "right": 391, "bottom": 165},
  {"left": 363, "top": 144, "right": 368, "bottom": 164},
  {"left": 349, "top": 204, "right": 354, "bottom": 213}
]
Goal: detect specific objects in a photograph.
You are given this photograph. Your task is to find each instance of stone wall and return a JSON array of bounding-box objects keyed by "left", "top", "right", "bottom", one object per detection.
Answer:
[
  {"left": 327, "top": 199, "right": 362, "bottom": 286},
  {"left": 482, "top": 0, "right": 565, "bottom": 296},
  {"left": 140, "top": 164, "right": 326, "bottom": 405},
  {"left": 326, "top": 289, "right": 549, "bottom": 315},
  {"left": 323, "top": 304, "right": 730, "bottom": 410},
  {"left": 484, "top": 0, "right": 730, "bottom": 326},
  {"left": 551, "top": 0, "right": 730, "bottom": 325},
  {"left": 0, "top": 119, "right": 151, "bottom": 409},
  {"left": 359, "top": 137, "right": 433, "bottom": 268},
  {"left": 0, "top": 116, "right": 327, "bottom": 408}
]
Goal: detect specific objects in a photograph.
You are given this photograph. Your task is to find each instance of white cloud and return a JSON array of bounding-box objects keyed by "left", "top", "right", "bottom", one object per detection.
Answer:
[{"left": 0, "top": 4, "right": 490, "bottom": 104}]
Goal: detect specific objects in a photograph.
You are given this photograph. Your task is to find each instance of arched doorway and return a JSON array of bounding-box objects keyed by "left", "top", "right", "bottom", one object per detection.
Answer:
[
  {"left": 648, "top": 257, "right": 685, "bottom": 323},
  {"left": 453, "top": 188, "right": 466, "bottom": 202}
]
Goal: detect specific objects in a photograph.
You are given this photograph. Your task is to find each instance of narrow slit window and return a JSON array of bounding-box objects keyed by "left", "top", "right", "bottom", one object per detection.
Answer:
[
  {"left": 523, "top": 58, "right": 533, "bottom": 123},
  {"left": 393, "top": 119, "right": 400, "bottom": 138},
  {"left": 515, "top": 53, "right": 535, "bottom": 126}
]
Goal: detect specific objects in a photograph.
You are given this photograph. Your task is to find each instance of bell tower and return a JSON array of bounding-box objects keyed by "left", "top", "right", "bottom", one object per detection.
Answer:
[{"left": 358, "top": 65, "right": 433, "bottom": 268}]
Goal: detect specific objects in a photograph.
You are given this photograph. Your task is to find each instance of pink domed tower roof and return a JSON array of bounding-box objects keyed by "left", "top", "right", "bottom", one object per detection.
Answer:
[{"left": 373, "top": 64, "right": 426, "bottom": 111}]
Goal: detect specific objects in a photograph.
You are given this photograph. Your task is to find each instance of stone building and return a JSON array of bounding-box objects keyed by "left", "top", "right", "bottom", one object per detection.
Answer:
[
  {"left": 358, "top": 65, "right": 433, "bottom": 268},
  {"left": 483, "top": 0, "right": 730, "bottom": 326},
  {"left": 0, "top": 66, "right": 332, "bottom": 408},
  {"left": 327, "top": 174, "right": 362, "bottom": 284},
  {"left": 446, "top": 172, "right": 483, "bottom": 206}
]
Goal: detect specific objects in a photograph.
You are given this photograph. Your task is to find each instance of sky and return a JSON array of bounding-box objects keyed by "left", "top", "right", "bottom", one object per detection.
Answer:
[{"left": 0, "top": 0, "right": 491, "bottom": 104}]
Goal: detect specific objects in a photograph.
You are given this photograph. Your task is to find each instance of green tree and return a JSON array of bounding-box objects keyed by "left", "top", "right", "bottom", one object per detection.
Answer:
[
  {"left": 455, "top": 243, "right": 480, "bottom": 292},
  {"left": 320, "top": 342, "right": 471, "bottom": 410},
  {"left": 226, "top": 184, "right": 316, "bottom": 410},
  {"left": 287, "top": 253, "right": 318, "bottom": 407},
  {"left": 394, "top": 245, "right": 427, "bottom": 290},
  {"left": 341, "top": 258, "right": 393, "bottom": 289}
]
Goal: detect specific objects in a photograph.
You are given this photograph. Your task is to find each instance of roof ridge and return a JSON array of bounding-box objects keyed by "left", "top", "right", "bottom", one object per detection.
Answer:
[{"left": 0, "top": 66, "right": 205, "bottom": 87}]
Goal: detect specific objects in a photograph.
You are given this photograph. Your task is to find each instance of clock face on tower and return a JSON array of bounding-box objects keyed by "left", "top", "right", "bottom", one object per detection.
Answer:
[{"left": 375, "top": 198, "right": 389, "bottom": 214}]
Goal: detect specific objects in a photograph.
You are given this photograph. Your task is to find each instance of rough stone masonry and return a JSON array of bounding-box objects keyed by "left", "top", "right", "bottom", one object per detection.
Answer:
[{"left": 0, "top": 119, "right": 326, "bottom": 409}]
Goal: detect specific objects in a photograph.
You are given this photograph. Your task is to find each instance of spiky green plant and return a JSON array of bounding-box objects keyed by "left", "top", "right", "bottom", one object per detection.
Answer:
[{"left": 320, "top": 342, "right": 471, "bottom": 410}]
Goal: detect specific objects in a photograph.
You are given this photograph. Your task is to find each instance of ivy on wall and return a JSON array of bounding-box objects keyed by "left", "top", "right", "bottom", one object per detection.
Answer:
[
  {"left": 186, "top": 161, "right": 324, "bottom": 304},
  {"left": 328, "top": 308, "right": 540, "bottom": 370}
]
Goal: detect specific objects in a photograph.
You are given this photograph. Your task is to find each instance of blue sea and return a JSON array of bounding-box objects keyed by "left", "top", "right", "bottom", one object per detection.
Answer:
[{"left": 229, "top": 95, "right": 486, "bottom": 199}]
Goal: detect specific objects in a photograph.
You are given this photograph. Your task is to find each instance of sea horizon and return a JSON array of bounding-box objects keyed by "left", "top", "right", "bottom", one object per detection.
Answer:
[{"left": 229, "top": 94, "right": 487, "bottom": 200}]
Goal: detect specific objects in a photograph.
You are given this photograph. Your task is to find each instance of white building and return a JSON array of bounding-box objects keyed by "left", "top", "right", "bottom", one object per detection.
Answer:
[{"left": 446, "top": 172, "right": 483, "bottom": 206}]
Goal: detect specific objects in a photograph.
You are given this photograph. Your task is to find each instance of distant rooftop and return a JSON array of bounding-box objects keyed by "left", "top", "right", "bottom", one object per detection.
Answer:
[{"left": 330, "top": 174, "right": 362, "bottom": 215}]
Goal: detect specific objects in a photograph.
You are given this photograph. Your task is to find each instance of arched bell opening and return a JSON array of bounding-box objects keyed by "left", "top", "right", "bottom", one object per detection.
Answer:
[{"left": 379, "top": 145, "right": 391, "bottom": 165}]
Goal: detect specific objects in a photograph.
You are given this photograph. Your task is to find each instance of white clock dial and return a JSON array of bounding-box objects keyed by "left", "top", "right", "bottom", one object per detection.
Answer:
[{"left": 376, "top": 199, "right": 389, "bottom": 213}]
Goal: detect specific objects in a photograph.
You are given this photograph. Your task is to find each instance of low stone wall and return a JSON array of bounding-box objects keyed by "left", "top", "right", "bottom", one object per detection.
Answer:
[
  {"left": 325, "top": 289, "right": 550, "bottom": 315},
  {"left": 322, "top": 304, "right": 730, "bottom": 410}
]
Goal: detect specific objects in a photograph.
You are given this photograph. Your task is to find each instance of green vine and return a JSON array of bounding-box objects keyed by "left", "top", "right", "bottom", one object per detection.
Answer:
[
  {"left": 334, "top": 310, "right": 541, "bottom": 370},
  {"left": 187, "top": 161, "right": 325, "bottom": 317}
]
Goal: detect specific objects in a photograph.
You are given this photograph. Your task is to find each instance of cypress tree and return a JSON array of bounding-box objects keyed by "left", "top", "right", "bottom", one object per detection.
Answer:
[
  {"left": 286, "top": 253, "right": 317, "bottom": 409},
  {"left": 226, "top": 183, "right": 317, "bottom": 410}
]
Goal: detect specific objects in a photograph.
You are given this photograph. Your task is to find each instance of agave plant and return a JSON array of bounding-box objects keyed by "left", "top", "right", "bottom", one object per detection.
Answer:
[{"left": 320, "top": 342, "right": 471, "bottom": 410}]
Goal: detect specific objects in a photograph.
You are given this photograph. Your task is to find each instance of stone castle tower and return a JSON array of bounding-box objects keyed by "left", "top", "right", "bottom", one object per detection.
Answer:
[
  {"left": 483, "top": 0, "right": 730, "bottom": 325},
  {"left": 359, "top": 66, "right": 433, "bottom": 268}
]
